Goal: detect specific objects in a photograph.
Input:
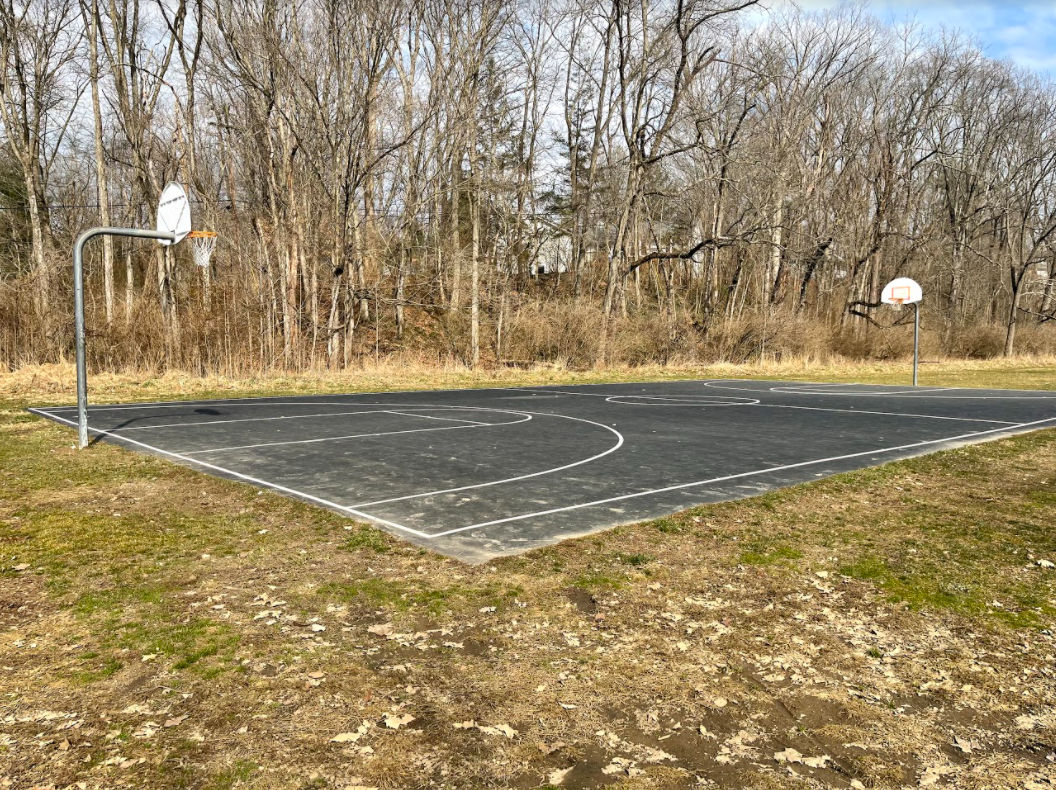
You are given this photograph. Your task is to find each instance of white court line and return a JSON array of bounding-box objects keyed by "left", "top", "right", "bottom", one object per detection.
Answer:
[
  {"left": 28, "top": 409, "right": 432, "bottom": 538},
  {"left": 500, "top": 387, "right": 757, "bottom": 405},
  {"left": 95, "top": 408, "right": 396, "bottom": 432},
  {"left": 603, "top": 395, "right": 760, "bottom": 406},
  {"left": 183, "top": 414, "right": 531, "bottom": 455},
  {"left": 347, "top": 413, "right": 625, "bottom": 508},
  {"left": 57, "top": 403, "right": 498, "bottom": 435},
  {"left": 774, "top": 385, "right": 957, "bottom": 396},
  {"left": 420, "top": 415, "right": 1056, "bottom": 538},
  {"left": 34, "top": 381, "right": 586, "bottom": 412},
  {"left": 33, "top": 403, "right": 530, "bottom": 432},
  {"left": 754, "top": 402, "right": 1016, "bottom": 425},
  {"left": 34, "top": 399, "right": 404, "bottom": 415},
  {"left": 33, "top": 376, "right": 1056, "bottom": 415},
  {"left": 781, "top": 382, "right": 857, "bottom": 389},
  {"left": 507, "top": 386, "right": 1014, "bottom": 424},
  {"left": 385, "top": 410, "right": 489, "bottom": 426},
  {"left": 702, "top": 380, "right": 1056, "bottom": 399}
]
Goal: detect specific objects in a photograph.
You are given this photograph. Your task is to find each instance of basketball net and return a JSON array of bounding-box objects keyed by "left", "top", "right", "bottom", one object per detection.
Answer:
[
  {"left": 888, "top": 287, "right": 910, "bottom": 311},
  {"left": 187, "top": 230, "right": 217, "bottom": 268}
]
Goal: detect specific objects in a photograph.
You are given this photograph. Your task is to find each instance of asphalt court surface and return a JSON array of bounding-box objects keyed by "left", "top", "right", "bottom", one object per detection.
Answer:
[{"left": 31, "top": 380, "right": 1056, "bottom": 562}]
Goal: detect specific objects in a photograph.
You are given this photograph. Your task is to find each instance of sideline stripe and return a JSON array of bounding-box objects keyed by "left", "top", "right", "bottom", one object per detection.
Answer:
[
  {"left": 774, "top": 385, "right": 957, "bottom": 395},
  {"left": 418, "top": 415, "right": 1056, "bottom": 538},
  {"left": 184, "top": 414, "right": 531, "bottom": 455},
  {"left": 702, "top": 380, "right": 1056, "bottom": 400},
  {"left": 754, "top": 403, "right": 1016, "bottom": 425},
  {"left": 501, "top": 386, "right": 757, "bottom": 405},
  {"left": 32, "top": 380, "right": 620, "bottom": 412},
  {"left": 507, "top": 385, "right": 1016, "bottom": 424},
  {"left": 385, "top": 410, "right": 489, "bottom": 426},
  {"left": 91, "top": 408, "right": 401, "bottom": 432}
]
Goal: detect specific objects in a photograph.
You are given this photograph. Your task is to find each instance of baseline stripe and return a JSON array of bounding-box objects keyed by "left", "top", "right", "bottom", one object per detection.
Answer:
[
  {"left": 183, "top": 414, "right": 531, "bottom": 455},
  {"left": 754, "top": 403, "right": 1016, "bottom": 425},
  {"left": 95, "top": 408, "right": 397, "bottom": 432}
]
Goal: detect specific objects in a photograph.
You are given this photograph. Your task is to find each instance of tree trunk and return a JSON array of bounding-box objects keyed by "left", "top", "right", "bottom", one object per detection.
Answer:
[
  {"left": 766, "top": 197, "right": 783, "bottom": 304},
  {"left": 396, "top": 247, "right": 406, "bottom": 340},
  {"left": 470, "top": 179, "right": 481, "bottom": 368},
  {"left": 449, "top": 153, "right": 462, "bottom": 311},
  {"left": 1004, "top": 267, "right": 1024, "bottom": 357},
  {"left": 88, "top": 0, "right": 114, "bottom": 324}
]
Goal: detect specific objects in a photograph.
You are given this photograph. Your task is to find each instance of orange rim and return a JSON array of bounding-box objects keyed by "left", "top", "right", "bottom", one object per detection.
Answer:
[{"left": 187, "top": 230, "right": 218, "bottom": 238}]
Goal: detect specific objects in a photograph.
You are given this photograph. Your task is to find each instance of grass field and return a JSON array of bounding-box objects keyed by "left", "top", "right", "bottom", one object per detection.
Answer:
[{"left": 2, "top": 359, "right": 1055, "bottom": 789}]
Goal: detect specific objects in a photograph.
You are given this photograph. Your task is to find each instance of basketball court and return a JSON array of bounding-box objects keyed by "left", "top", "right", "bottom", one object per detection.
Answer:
[{"left": 30, "top": 380, "right": 1056, "bottom": 562}]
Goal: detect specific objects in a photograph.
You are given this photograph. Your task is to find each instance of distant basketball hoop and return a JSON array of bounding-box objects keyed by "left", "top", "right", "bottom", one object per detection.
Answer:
[{"left": 880, "top": 277, "right": 924, "bottom": 387}]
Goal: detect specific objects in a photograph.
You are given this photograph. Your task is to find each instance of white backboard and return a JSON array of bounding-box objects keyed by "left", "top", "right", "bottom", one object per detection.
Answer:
[
  {"left": 156, "top": 182, "right": 191, "bottom": 245},
  {"left": 881, "top": 277, "right": 922, "bottom": 305}
]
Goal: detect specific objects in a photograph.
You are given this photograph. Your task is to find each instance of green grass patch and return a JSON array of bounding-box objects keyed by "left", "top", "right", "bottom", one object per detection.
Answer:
[
  {"left": 341, "top": 526, "right": 393, "bottom": 554},
  {"left": 652, "top": 517, "right": 686, "bottom": 534},
  {"left": 840, "top": 553, "right": 1054, "bottom": 630},
  {"left": 738, "top": 542, "right": 803, "bottom": 567},
  {"left": 71, "top": 654, "right": 123, "bottom": 685},
  {"left": 617, "top": 552, "right": 654, "bottom": 567},
  {"left": 204, "top": 760, "right": 257, "bottom": 790},
  {"left": 571, "top": 569, "right": 628, "bottom": 591},
  {"left": 318, "top": 578, "right": 409, "bottom": 609}
]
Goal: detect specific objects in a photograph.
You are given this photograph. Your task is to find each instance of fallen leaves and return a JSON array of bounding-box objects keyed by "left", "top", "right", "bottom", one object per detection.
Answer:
[
  {"left": 773, "top": 747, "right": 830, "bottom": 769},
  {"left": 547, "top": 766, "right": 573, "bottom": 785},
  {"left": 331, "top": 721, "right": 371, "bottom": 744},
  {"left": 454, "top": 721, "right": 518, "bottom": 738},
  {"left": 601, "top": 757, "right": 642, "bottom": 777},
  {"left": 381, "top": 712, "right": 416, "bottom": 730}
]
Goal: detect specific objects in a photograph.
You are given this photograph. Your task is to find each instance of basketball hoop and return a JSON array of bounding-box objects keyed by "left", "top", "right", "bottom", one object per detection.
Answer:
[
  {"left": 881, "top": 278, "right": 922, "bottom": 307},
  {"left": 880, "top": 277, "right": 924, "bottom": 387},
  {"left": 187, "top": 230, "right": 218, "bottom": 268}
]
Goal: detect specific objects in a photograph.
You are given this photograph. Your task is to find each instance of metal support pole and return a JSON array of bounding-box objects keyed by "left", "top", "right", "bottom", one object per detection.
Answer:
[
  {"left": 912, "top": 302, "right": 920, "bottom": 387},
  {"left": 75, "top": 227, "right": 175, "bottom": 449}
]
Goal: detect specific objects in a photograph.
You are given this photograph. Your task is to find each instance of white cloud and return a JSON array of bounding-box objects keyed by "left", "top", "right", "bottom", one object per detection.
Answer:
[{"left": 761, "top": 0, "right": 1056, "bottom": 75}]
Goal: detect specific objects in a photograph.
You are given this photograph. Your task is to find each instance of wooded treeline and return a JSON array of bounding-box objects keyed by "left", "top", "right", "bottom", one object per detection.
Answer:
[{"left": 2, "top": 0, "right": 1055, "bottom": 372}]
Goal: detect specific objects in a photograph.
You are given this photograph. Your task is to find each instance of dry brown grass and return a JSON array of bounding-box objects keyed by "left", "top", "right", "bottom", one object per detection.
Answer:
[{"left": 4, "top": 353, "right": 1055, "bottom": 407}]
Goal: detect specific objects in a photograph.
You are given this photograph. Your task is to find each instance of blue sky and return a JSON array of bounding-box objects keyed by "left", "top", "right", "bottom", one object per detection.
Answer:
[{"left": 779, "top": 1, "right": 1056, "bottom": 76}]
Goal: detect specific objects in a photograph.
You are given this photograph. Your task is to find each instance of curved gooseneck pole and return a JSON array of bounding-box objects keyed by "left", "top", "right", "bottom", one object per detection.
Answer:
[
  {"left": 74, "top": 227, "right": 175, "bottom": 449},
  {"left": 913, "top": 302, "right": 920, "bottom": 388}
]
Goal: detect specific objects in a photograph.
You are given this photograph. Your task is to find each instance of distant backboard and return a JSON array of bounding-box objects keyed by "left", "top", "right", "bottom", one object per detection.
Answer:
[
  {"left": 156, "top": 182, "right": 191, "bottom": 245},
  {"left": 881, "top": 277, "right": 922, "bottom": 305}
]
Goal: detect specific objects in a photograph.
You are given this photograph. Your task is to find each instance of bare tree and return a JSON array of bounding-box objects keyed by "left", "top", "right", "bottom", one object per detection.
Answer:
[{"left": 0, "top": 0, "right": 84, "bottom": 313}]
